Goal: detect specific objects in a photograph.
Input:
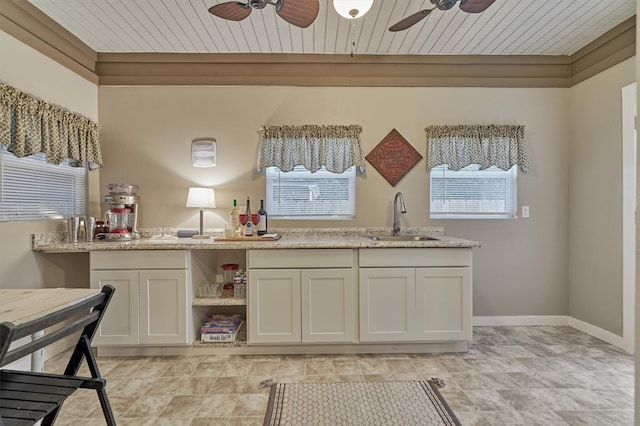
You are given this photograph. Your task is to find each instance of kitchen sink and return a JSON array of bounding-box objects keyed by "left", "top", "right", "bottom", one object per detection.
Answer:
[{"left": 369, "top": 235, "right": 440, "bottom": 242}]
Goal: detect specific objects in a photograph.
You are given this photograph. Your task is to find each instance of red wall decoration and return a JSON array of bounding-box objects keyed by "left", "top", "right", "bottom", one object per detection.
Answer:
[{"left": 365, "top": 129, "right": 423, "bottom": 187}]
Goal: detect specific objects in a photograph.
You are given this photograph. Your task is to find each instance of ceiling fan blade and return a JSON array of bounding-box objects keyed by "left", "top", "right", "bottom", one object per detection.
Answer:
[
  {"left": 388, "top": 9, "right": 432, "bottom": 32},
  {"left": 208, "top": 2, "right": 252, "bottom": 22},
  {"left": 459, "top": 0, "right": 496, "bottom": 13},
  {"left": 276, "top": 0, "right": 320, "bottom": 28}
]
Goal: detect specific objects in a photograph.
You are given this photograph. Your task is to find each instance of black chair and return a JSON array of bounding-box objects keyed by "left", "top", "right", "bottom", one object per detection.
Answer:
[{"left": 0, "top": 285, "right": 116, "bottom": 425}]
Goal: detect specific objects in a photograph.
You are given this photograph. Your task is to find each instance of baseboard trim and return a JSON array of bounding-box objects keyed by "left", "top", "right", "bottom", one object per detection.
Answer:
[
  {"left": 473, "top": 315, "right": 630, "bottom": 353},
  {"left": 568, "top": 317, "right": 629, "bottom": 353},
  {"left": 51, "top": 317, "right": 631, "bottom": 360},
  {"left": 473, "top": 315, "right": 569, "bottom": 326}
]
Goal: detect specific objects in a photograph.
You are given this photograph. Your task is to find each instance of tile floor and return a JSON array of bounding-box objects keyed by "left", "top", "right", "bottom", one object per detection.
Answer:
[{"left": 44, "top": 326, "right": 634, "bottom": 425}]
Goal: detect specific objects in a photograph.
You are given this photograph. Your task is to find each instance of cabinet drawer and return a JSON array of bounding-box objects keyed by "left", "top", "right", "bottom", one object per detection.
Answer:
[
  {"left": 248, "top": 249, "right": 354, "bottom": 268},
  {"left": 359, "top": 248, "right": 471, "bottom": 267},
  {"left": 90, "top": 250, "right": 189, "bottom": 270}
]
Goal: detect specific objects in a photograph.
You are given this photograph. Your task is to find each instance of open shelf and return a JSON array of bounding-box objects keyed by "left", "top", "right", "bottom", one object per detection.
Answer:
[{"left": 192, "top": 297, "right": 246, "bottom": 306}]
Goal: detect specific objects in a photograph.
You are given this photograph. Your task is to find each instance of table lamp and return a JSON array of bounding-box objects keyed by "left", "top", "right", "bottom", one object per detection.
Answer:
[{"left": 186, "top": 187, "right": 216, "bottom": 239}]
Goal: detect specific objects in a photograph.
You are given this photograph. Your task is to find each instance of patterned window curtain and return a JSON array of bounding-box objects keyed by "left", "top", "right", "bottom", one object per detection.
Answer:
[
  {"left": 0, "top": 83, "right": 102, "bottom": 169},
  {"left": 426, "top": 125, "right": 527, "bottom": 172},
  {"left": 257, "top": 125, "right": 365, "bottom": 173}
]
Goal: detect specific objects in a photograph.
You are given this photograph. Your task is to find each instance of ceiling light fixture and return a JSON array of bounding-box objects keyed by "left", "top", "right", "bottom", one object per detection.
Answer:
[{"left": 333, "top": 0, "right": 374, "bottom": 19}]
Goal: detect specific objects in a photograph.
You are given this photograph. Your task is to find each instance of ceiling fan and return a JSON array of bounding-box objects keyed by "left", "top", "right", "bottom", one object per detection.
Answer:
[
  {"left": 389, "top": 0, "right": 496, "bottom": 32},
  {"left": 208, "top": 0, "right": 320, "bottom": 29}
]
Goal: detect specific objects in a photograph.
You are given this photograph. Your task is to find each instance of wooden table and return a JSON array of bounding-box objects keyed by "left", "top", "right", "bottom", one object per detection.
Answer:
[{"left": 0, "top": 288, "right": 100, "bottom": 371}]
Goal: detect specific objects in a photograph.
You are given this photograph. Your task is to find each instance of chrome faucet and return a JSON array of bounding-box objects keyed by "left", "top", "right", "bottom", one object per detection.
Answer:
[{"left": 393, "top": 192, "right": 407, "bottom": 236}]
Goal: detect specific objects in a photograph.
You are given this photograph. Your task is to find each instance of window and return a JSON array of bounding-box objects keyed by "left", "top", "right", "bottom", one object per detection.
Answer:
[
  {"left": 430, "top": 164, "right": 517, "bottom": 219},
  {"left": 266, "top": 166, "right": 356, "bottom": 219},
  {"left": 0, "top": 146, "right": 87, "bottom": 221}
]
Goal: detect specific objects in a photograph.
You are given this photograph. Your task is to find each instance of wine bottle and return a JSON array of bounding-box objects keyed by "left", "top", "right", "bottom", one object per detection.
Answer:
[
  {"left": 257, "top": 199, "right": 268, "bottom": 236},
  {"left": 244, "top": 196, "right": 253, "bottom": 236},
  {"left": 229, "top": 199, "right": 240, "bottom": 236}
]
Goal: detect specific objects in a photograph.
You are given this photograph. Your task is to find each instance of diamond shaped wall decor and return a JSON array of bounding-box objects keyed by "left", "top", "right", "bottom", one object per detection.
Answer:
[{"left": 365, "top": 129, "right": 423, "bottom": 186}]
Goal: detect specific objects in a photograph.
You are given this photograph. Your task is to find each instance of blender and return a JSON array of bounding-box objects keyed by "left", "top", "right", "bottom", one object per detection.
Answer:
[
  {"left": 104, "top": 207, "right": 134, "bottom": 240},
  {"left": 104, "top": 184, "right": 141, "bottom": 239}
]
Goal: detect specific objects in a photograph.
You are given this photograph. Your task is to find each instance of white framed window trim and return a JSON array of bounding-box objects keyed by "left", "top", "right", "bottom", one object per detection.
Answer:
[
  {"left": 430, "top": 164, "right": 518, "bottom": 219},
  {"left": 266, "top": 166, "right": 356, "bottom": 220}
]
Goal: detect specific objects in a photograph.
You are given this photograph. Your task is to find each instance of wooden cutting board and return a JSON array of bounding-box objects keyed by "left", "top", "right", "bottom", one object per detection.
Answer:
[{"left": 215, "top": 234, "right": 281, "bottom": 242}]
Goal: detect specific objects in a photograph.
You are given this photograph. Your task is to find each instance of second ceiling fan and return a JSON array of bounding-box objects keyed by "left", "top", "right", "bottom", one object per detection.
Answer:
[{"left": 389, "top": 0, "right": 496, "bottom": 32}]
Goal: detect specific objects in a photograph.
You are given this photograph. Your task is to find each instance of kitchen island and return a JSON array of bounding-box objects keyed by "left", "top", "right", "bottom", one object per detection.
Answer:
[{"left": 33, "top": 228, "right": 479, "bottom": 356}]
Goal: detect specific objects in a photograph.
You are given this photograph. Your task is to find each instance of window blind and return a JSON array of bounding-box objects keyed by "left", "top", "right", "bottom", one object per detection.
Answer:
[
  {"left": 430, "top": 164, "right": 517, "bottom": 219},
  {"left": 266, "top": 166, "right": 355, "bottom": 219},
  {"left": 0, "top": 146, "right": 87, "bottom": 221}
]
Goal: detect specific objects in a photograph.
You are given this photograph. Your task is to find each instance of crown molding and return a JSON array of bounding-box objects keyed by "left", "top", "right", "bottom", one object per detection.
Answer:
[
  {"left": 95, "top": 53, "right": 572, "bottom": 87},
  {"left": 0, "top": 3, "right": 634, "bottom": 88},
  {"left": 0, "top": 0, "right": 97, "bottom": 83},
  {"left": 570, "top": 16, "right": 636, "bottom": 86}
]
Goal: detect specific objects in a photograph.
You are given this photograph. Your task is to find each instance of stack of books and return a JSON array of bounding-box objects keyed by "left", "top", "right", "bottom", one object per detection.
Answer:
[{"left": 200, "top": 313, "right": 244, "bottom": 342}]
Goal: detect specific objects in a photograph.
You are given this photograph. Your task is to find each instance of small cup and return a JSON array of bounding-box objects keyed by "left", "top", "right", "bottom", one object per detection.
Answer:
[
  {"left": 208, "top": 283, "right": 219, "bottom": 297},
  {"left": 67, "top": 216, "right": 81, "bottom": 243},
  {"left": 198, "top": 285, "right": 208, "bottom": 298},
  {"left": 163, "top": 227, "right": 174, "bottom": 238},
  {"left": 224, "top": 224, "right": 235, "bottom": 238},
  {"left": 85, "top": 216, "right": 96, "bottom": 242},
  {"left": 151, "top": 227, "right": 162, "bottom": 238}
]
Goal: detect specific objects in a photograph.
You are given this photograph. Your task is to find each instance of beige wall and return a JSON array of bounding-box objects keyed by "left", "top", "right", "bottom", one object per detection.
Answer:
[
  {"left": 98, "top": 85, "right": 571, "bottom": 318},
  {"left": 0, "top": 30, "right": 98, "bottom": 289},
  {"left": 568, "top": 57, "right": 636, "bottom": 335}
]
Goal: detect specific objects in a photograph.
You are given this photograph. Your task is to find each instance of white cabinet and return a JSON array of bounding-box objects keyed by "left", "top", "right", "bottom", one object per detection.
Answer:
[
  {"left": 359, "top": 268, "right": 415, "bottom": 342},
  {"left": 359, "top": 249, "right": 472, "bottom": 343},
  {"left": 415, "top": 267, "right": 471, "bottom": 341},
  {"left": 91, "top": 270, "right": 139, "bottom": 345},
  {"left": 139, "top": 270, "right": 189, "bottom": 344},
  {"left": 248, "top": 249, "right": 355, "bottom": 344},
  {"left": 302, "top": 269, "right": 354, "bottom": 343},
  {"left": 248, "top": 269, "right": 301, "bottom": 344},
  {"left": 90, "top": 250, "right": 191, "bottom": 346}
]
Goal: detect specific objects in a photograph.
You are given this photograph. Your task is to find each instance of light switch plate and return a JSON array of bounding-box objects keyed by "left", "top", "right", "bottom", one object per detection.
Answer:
[{"left": 522, "top": 206, "right": 530, "bottom": 218}]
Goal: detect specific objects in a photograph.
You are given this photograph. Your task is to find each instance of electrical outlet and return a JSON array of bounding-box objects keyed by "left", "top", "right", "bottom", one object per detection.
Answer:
[{"left": 522, "top": 206, "right": 530, "bottom": 218}]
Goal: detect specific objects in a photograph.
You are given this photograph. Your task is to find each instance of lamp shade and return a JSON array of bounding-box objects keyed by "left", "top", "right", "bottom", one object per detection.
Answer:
[
  {"left": 333, "top": 0, "right": 373, "bottom": 19},
  {"left": 186, "top": 187, "right": 216, "bottom": 209}
]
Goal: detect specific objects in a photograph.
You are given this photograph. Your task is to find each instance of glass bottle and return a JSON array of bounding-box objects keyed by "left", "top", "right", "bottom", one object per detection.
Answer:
[
  {"left": 257, "top": 199, "right": 268, "bottom": 236},
  {"left": 229, "top": 199, "right": 240, "bottom": 236},
  {"left": 244, "top": 196, "right": 253, "bottom": 236}
]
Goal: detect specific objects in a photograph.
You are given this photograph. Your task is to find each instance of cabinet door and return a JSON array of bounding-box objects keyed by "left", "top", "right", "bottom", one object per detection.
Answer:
[
  {"left": 415, "top": 267, "right": 472, "bottom": 341},
  {"left": 90, "top": 270, "right": 140, "bottom": 345},
  {"left": 359, "top": 268, "right": 415, "bottom": 342},
  {"left": 301, "top": 269, "right": 354, "bottom": 343},
  {"left": 248, "top": 269, "right": 301, "bottom": 344},
  {"left": 139, "top": 270, "right": 189, "bottom": 345}
]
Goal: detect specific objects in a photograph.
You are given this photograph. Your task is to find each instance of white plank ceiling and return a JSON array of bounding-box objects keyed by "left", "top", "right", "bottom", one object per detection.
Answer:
[{"left": 28, "top": 0, "right": 636, "bottom": 56}]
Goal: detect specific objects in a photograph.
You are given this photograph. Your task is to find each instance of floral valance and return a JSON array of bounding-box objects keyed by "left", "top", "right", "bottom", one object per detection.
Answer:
[
  {"left": 426, "top": 124, "right": 527, "bottom": 172},
  {"left": 258, "top": 125, "right": 365, "bottom": 173},
  {"left": 0, "top": 82, "right": 102, "bottom": 169}
]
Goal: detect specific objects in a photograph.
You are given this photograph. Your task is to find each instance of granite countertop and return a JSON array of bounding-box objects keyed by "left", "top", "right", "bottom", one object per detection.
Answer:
[{"left": 32, "top": 227, "right": 480, "bottom": 252}]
